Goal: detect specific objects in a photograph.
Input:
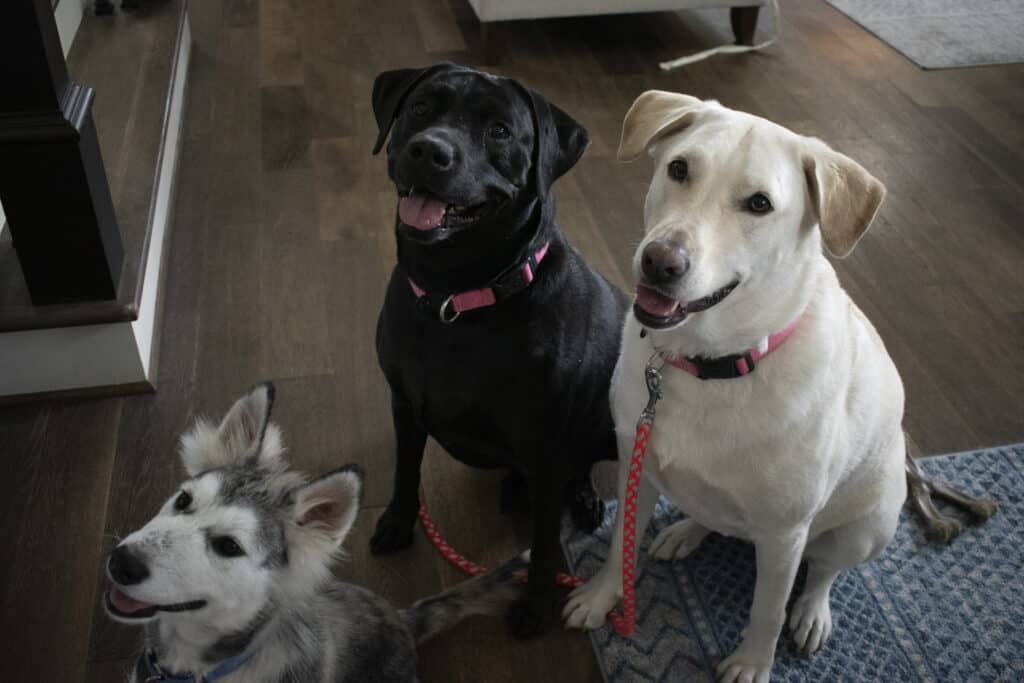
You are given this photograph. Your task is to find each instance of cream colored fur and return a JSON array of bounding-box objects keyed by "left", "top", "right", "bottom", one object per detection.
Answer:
[{"left": 563, "top": 91, "right": 906, "bottom": 683}]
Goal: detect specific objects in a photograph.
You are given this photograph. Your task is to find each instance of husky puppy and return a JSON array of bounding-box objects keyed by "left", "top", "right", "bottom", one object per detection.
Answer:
[{"left": 105, "top": 384, "right": 526, "bottom": 683}]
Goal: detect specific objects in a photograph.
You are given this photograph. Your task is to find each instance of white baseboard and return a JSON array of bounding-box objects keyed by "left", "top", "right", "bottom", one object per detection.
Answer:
[
  {"left": 132, "top": 12, "right": 190, "bottom": 378},
  {"left": 0, "top": 10, "right": 191, "bottom": 399}
]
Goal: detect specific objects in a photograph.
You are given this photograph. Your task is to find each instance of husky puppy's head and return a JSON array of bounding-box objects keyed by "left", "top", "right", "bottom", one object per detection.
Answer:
[{"left": 104, "top": 384, "right": 363, "bottom": 640}]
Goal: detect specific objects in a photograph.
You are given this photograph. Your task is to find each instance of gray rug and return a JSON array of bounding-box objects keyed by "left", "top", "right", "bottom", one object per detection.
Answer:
[
  {"left": 562, "top": 444, "right": 1024, "bottom": 682},
  {"left": 824, "top": 0, "right": 1024, "bottom": 69}
]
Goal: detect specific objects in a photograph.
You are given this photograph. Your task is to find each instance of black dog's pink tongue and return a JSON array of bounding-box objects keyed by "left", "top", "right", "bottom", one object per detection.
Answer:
[
  {"left": 635, "top": 284, "right": 682, "bottom": 317},
  {"left": 399, "top": 191, "right": 447, "bottom": 231},
  {"left": 109, "top": 586, "right": 155, "bottom": 614}
]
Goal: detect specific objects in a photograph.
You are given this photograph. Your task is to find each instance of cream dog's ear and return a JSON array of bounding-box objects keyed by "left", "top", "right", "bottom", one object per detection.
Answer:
[
  {"left": 801, "top": 138, "right": 886, "bottom": 258},
  {"left": 618, "top": 90, "right": 704, "bottom": 162}
]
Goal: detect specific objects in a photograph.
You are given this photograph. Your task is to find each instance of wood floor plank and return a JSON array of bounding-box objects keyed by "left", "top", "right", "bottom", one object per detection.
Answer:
[
  {"left": 206, "top": 26, "right": 263, "bottom": 223},
  {"left": 85, "top": 659, "right": 134, "bottom": 683},
  {"left": 411, "top": 0, "right": 467, "bottom": 54},
  {"left": 0, "top": 404, "right": 50, "bottom": 595},
  {"left": 0, "top": 399, "right": 122, "bottom": 682},
  {"left": 303, "top": 57, "right": 359, "bottom": 139},
  {"left": 224, "top": 0, "right": 258, "bottom": 28},
  {"left": 262, "top": 85, "right": 313, "bottom": 170}
]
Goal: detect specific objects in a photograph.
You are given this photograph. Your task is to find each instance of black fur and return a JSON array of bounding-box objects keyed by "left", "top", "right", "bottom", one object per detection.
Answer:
[{"left": 370, "top": 63, "right": 628, "bottom": 637}]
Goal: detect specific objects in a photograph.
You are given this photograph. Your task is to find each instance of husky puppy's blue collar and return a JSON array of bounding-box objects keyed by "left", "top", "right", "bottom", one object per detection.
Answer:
[{"left": 139, "top": 648, "right": 256, "bottom": 683}]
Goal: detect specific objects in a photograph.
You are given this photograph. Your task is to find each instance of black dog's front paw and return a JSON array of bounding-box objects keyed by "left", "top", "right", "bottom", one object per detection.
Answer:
[
  {"left": 567, "top": 479, "right": 604, "bottom": 533},
  {"left": 506, "top": 592, "right": 558, "bottom": 639},
  {"left": 370, "top": 506, "right": 416, "bottom": 555}
]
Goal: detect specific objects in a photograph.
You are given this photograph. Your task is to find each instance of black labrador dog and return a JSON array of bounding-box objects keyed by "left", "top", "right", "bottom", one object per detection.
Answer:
[{"left": 369, "top": 63, "right": 628, "bottom": 637}]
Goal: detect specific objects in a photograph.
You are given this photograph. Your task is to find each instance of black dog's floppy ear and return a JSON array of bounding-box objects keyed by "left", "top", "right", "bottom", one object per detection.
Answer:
[
  {"left": 519, "top": 85, "right": 589, "bottom": 195},
  {"left": 372, "top": 63, "right": 455, "bottom": 155}
]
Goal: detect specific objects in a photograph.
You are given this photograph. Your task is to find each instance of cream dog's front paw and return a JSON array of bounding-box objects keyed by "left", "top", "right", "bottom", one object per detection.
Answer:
[
  {"left": 788, "top": 590, "right": 833, "bottom": 654},
  {"left": 649, "top": 519, "right": 709, "bottom": 561},
  {"left": 562, "top": 571, "right": 620, "bottom": 630},
  {"left": 716, "top": 642, "right": 774, "bottom": 683}
]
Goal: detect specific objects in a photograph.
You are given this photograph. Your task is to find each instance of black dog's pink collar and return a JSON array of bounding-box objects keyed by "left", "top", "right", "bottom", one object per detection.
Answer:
[{"left": 407, "top": 241, "right": 551, "bottom": 323}]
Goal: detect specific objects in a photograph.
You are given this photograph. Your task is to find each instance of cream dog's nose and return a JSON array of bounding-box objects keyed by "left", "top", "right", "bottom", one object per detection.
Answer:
[{"left": 641, "top": 239, "right": 690, "bottom": 286}]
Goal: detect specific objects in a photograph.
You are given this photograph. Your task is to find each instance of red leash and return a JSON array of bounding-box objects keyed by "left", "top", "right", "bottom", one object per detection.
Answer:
[{"left": 417, "top": 356, "right": 663, "bottom": 638}]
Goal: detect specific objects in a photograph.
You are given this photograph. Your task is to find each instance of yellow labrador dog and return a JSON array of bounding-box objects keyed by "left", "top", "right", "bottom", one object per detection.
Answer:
[{"left": 564, "top": 91, "right": 906, "bottom": 683}]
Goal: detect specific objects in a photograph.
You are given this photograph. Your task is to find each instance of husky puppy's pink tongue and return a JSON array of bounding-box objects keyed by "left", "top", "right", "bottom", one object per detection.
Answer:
[
  {"left": 109, "top": 586, "right": 155, "bottom": 615},
  {"left": 635, "top": 284, "right": 682, "bottom": 317},
  {"left": 399, "top": 191, "right": 447, "bottom": 230}
]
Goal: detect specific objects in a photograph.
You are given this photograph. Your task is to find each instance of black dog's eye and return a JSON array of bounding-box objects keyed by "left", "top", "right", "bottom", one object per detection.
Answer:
[
  {"left": 174, "top": 491, "right": 192, "bottom": 511},
  {"left": 410, "top": 101, "right": 428, "bottom": 117},
  {"left": 667, "top": 159, "right": 688, "bottom": 181},
  {"left": 210, "top": 536, "right": 245, "bottom": 558},
  {"left": 488, "top": 123, "right": 511, "bottom": 140},
  {"left": 747, "top": 193, "right": 773, "bottom": 214}
]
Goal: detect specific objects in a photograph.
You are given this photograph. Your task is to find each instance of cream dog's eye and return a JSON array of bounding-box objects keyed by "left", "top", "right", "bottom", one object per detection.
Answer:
[
  {"left": 667, "top": 159, "right": 688, "bottom": 181},
  {"left": 747, "top": 193, "right": 773, "bottom": 214}
]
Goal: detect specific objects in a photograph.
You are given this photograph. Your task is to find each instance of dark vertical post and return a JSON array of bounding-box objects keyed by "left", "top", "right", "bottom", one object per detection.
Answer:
[
  {"left": 730, "top": 6, "right": 761, "bottom": 46},
  {"left": 0, "top": 0, "right": 123, "bottom": 305}
]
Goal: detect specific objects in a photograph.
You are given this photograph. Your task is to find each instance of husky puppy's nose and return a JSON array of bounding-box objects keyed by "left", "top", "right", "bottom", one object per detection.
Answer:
[
  {"left": 641, "top": 239, "right": 690, "bottom": 286},
  {"left": 407, "top": 132, "right": 456, "bottom": 173},
  {"left": 108, "top": 545, "right": 150, "bottom": 586}
]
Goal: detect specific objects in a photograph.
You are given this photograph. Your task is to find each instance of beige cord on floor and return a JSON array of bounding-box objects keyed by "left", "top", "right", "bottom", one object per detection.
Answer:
[{"left": 660, "top": 0, "right": 781, "bottom": 70}]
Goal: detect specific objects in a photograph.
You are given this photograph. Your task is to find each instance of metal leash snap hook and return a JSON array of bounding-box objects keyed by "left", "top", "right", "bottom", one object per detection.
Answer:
[
  {"left": 640, "top": 351, "right": 664, "bottom": 422},
  {"left": 439, "top": 295, "right": 460, "bottom": 324}
]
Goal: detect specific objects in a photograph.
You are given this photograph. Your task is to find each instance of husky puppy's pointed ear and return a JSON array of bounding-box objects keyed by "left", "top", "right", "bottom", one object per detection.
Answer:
[
  {"left": 217, "top": 382, "right": 276, "bottom": 461},
  {"left": 293, "top": 465, "right": 364, "bottom": 545},
  {"left": 618, "top": 90, "right": 704, "bottom": 162},
  {"left": 801, "top": 137, "right": 886, "bottom": 258},
  {"left": 517, "top": 84, "right": 589, "bottom": 196},
  {"left": 180, "top": 383, "right": 281, "bottom": 476},
  {"left": 372, "top": 63, "right": 456, "bottom": 155}
]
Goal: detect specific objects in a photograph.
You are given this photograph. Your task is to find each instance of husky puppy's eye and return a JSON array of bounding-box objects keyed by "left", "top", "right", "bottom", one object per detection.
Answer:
[
  {"left": 747, "top": 192, "right": 773, "bottom": 214},
  {"left": 410, "top": 101, "right": 428, "bottom": 117},
  {"left": 210, "top": 536, "right": 246, "bottom": 558},
  {"left": 668, "top": 159, "right": 688, "bottom": 181},
  {"left": 174, "top": 491, "right": 192, "bottom": 511},
  {"left": 488, "top": 123, "right": 511, "bottom": 140}
]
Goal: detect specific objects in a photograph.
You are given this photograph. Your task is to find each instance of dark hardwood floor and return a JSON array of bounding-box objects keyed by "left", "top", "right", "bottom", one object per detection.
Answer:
[{"left": 1, "top": 1, "right": 1023, "bottom": 680}]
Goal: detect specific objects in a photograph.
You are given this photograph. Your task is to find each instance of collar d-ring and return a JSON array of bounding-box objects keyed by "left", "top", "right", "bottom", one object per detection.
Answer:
[{"left": 439, "top": 295, "right": 460, "bottom": 324}]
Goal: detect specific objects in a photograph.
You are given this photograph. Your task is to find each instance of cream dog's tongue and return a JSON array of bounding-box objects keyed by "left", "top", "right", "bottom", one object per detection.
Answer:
[
  {"left": 399, "top": 191, "right": 446, "bottom": 230},
  {"left": 635, "top": 284, "right": 682, "bottom": 317}
]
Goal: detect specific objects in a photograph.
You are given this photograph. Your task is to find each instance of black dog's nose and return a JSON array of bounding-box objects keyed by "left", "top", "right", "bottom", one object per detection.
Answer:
[
  {"left": 108, "top": 545, "right": 150, "bottom": 586},
  {"left": 406, "top": 132, "right": 455, "bottom": 172},
  {"left": 641, "top": 240, "right": 690, "bottom": 285}
]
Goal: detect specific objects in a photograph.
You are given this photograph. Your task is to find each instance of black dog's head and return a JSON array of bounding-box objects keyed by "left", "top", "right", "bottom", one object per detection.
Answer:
[{"left": 372, "top": 63, "right": 589, "bottom": 245}]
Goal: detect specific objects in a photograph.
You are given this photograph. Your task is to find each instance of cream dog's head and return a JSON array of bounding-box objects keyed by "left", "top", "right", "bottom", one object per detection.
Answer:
[{"left": 619, "top": 90, "right": 885, "bottom": 357}]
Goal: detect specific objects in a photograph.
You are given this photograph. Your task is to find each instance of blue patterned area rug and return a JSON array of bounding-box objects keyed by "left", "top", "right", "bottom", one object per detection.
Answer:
[{"left": 562, "top": 444, "right": 1024, "bottom": 682}]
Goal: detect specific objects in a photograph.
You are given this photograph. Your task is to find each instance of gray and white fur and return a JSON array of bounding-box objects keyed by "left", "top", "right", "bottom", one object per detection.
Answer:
[{"left": 104, "top": 383, "right": 527, "bottom": 683}]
